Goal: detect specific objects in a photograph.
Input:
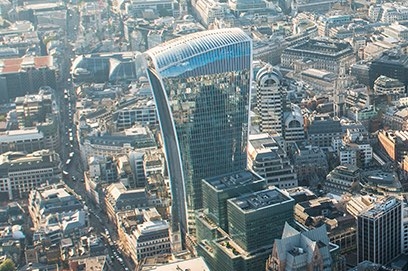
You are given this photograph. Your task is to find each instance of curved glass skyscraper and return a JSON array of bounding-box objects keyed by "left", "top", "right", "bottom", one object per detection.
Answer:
[{"left": 145, "top": 28, "right": 252, "bottom": 239}]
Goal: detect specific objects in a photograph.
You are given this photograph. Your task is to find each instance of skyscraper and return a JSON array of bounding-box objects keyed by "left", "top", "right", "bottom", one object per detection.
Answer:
[
  {"left": 357, "top": 197, "right": 402, "bottom": 265},
  {"left": 256, "top": 64, "right": 284, "bottom": 135},
  {"left": 145, "top": 29, "right": 252, "bottom": 239}
]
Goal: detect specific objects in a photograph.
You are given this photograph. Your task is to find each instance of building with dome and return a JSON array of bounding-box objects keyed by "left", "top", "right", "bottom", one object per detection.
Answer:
[
  {"left": 71, "top": 52, "right": 145, "bottom": 84},
  {"left": 256, "top": 64, "right": 285, "bottom": 135},
  {"left": 283, "top": 104, "right": 305, "bottom": 142}
]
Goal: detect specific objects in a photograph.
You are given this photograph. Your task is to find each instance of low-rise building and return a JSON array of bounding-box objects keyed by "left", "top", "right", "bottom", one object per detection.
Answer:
[
  {"left": 291, "top": 145, "right": 329, "bottom": 185},
  {"left": 28, "top": 182, "right": 86, "bottom": 245},
  {"left": 247, "top": 134, "right": 298, "bottom": 189},
  {"left": 373, "top": 75, "right": 405, "bottom": 106},
  {"left": 308, "top": 119, "right": 342, "bottom": 148},
  {"left": 294, "top": 197, "right": 357, "bottom": 254},
  {"left": 265, "top": 223, "right": 341, "bottom": 271},
  {"left": 69, "top": 255, "right": 109, "bottom": 271},
  {"left": 113, "top": 98, "right": 157, "bottom": 130},
  {"left": 378, "top": 130, "right": 408, "bottom": 163},
  {"left": 361, "top": 169, "right": 402, "bottom": 194},
  {"left": 281, "top": 38, "right": 355, "bottom": 74},
  {"left": 0, "top": 55, "right": 56, "bottom": 102},
  {"left": 104, "top": 182, "right": 148, "bottom": 223},
  {"left": 325, "top": 165, "right": 361, "bottom": 196},
  {"left": 117, "top": 207, "right": 171, "bottom": 264},
  {"left": 80, "top": 126, "right": 156, "bottom": 164},
  {"left": 138, "top": 257, "right": 210, "bottom": 271},
  {"left": 0, "top": 149, "right": 61, "bottom": 200}
]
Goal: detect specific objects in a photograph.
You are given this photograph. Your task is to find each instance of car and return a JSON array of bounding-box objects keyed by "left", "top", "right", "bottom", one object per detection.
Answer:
[{"left": 72, "top": 176, "right": 76, "bottom": 181}]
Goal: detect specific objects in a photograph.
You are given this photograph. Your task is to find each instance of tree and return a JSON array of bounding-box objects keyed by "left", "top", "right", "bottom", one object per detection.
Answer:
[{"left": 0, "top": 259, "right": 15, "bottom": 271}]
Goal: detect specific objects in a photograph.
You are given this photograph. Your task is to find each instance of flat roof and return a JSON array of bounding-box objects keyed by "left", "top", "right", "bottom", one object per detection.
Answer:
[
  {"left": 230, "top": 187, "right": 292, "bottom": 212},
  {"left": 204, "top": 170, "right": 263, "bottom": 191},
  {"left": 0, "top": 56, "right": 54, "bottom": 74},
  {"left": 143, "top": 257, "right": 210, "bottom": 271}
]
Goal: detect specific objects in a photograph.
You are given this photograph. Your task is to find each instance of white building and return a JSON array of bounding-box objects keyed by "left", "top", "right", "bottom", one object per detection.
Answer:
[
  {"left": 283, "top": 104, "right": 305, "bottom": 142},
  {"left": 0, "top": 149, "right": 61, "bottom": 200},
  {"left": 256, "top": 64, "right": 284, "bottom": 135},
  {"left": 247, "top": 134, "right": 298, "bottom": 188},
  {"left": 192, "top": 0, "right": 228, "bottom": 26},
  {"left": 117, "top": 208, "right": 171, "bottom": 263}
]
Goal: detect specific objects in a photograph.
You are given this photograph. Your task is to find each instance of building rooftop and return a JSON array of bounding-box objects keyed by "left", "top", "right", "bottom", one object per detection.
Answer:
[
  {"left": 141, "top": 257, "right": 210, "bottom": 271},
  {"left": 203, "top": 170, "right": 264, "bottom": 191},
  {"left": 145, "top": 28, "right": 251, "bottom": 72},
  {"left": 360, "top": 197, "right": 400, "bottom": 219},
  {"left": 374, "top": 50, "right": 408, "bottom": 66},
  {"left": 285, "top": 38, "right": 353, "bottom": 57},
  {"left": 0, "top": 56, "right": 54, "bottom": 74},
  {"left": 230, "top": 187, "right": 292, "bottom": 212}
]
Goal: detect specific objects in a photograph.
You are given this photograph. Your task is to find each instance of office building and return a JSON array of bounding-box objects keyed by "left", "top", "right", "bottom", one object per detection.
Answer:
[
  {"left": 201, "top": 170, "right": 266, "bottom": 233},
  {"left": 0, "top": 149, "right": 61, "bottom": 200},
  {"left": 196, "top": 186, "right": 295, "bottom": 271},
  {"left": 192, "top": 0, "right": 229, "bottom": 27},
  {"left": 117, "top": 207, "right": 171, "bottom": 263},
  {"left": 145, "top": 28, "right": 252, "bottom": 237},
  {"left": 369, "top": 50, "right": 408, "bottom": 88},
  {"left": 378, "top": 130, "right": 408, "bottom": 163},
  {"left": 291, "top": 145, "right": 329, "bottom": 185},
  {"left": 0, "top": 128, "right": 45, "bottom": 154},
  {"left": 325, "top": 165, "right": 361, "bottom": 196},
  {"left": 104, "top": 182, "right": 148, "bottom": 223},
  {"left": 0, "top": 56, "right": 56, "bottom": 102},
  {"left": 80, "top": 126, "right": 156, "bottom": 162},
  {"left": 308, "top": 119, "right": 342, "bottom": 148},
  {"left": 138, "top": 257, "right": 210, "bottom": 271},
  {"left": 113, "top": 98, "right": 157, "bottom": 131},
  {"left": 228, "top": 188, "right": 295, "bottom": 252},
  {"left": 71, "top": 52, "right": 145, "bottom": 84},
  {"left": 14, "top": 89, "right": 54, "bottom": 129},
  {"left": 123, "top": 0, "right": 178, "bottom": 19},
  {"left": 28, "top": 182, "right": 84, "bottom": 231},
  {"left": 283, "top": 104, "right": 305, "bottom": 142},
  {"left": 357, "top": 197, "right": 402, "bottom": 265},
  {"left": 247, "top": 134, "right": 298, "bottom": 188},
  {"left": 255, "top": 64, "right": 285, "bottom": 135},
  {"left": 228, "top": 0, "right": 266, "bottom": 13},
  {"left": 281, "top": 38, "right": 355, "bottom": 73}
]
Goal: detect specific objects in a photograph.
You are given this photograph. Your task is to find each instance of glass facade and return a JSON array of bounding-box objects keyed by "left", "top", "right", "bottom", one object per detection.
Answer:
[{"left": 145, "top": 29, "right": 252, "bottom": 236}]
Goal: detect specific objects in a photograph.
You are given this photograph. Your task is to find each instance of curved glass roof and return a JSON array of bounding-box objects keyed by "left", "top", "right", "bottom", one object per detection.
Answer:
[{"left": 145, "top": 28, "right": 251, "bottom": 72}]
